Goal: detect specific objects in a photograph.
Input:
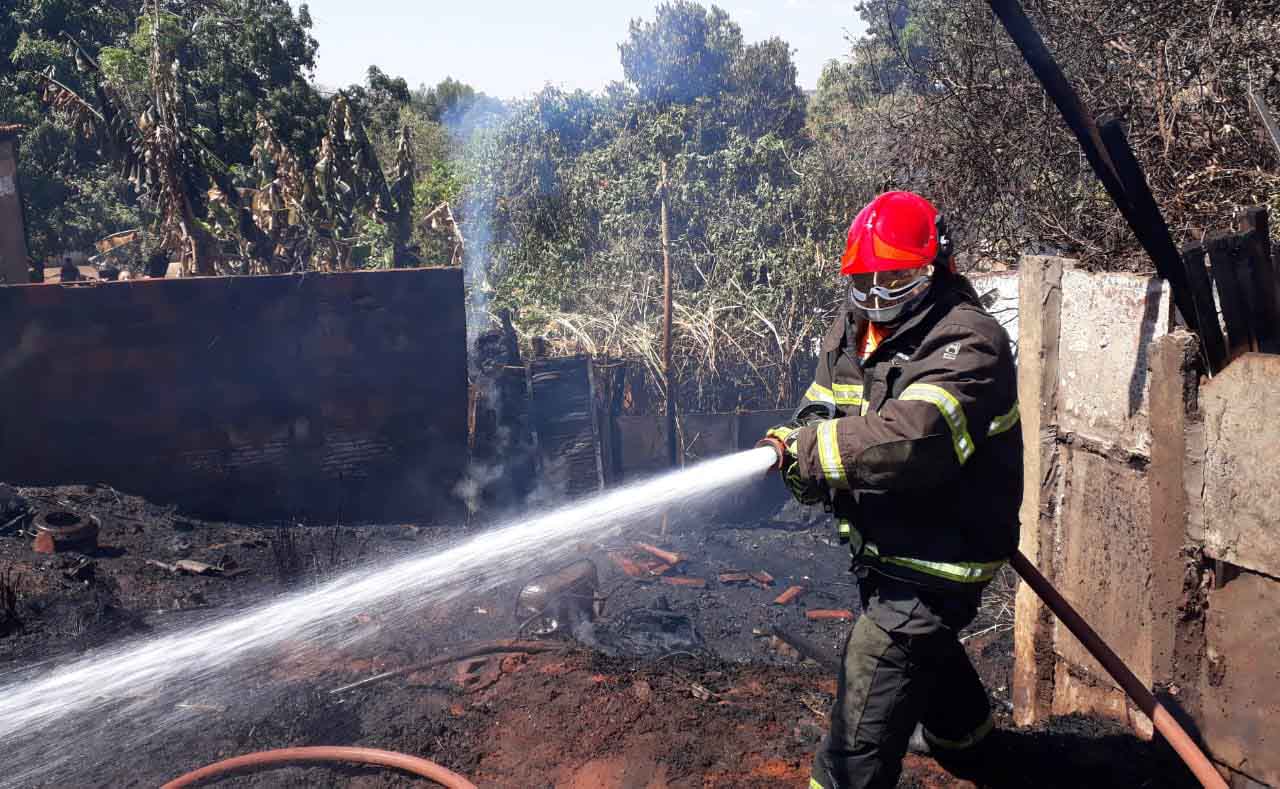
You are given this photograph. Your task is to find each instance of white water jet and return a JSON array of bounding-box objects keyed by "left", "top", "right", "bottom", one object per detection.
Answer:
[{"left": 0, "top": 447, "right": 776, "bottom": 787}]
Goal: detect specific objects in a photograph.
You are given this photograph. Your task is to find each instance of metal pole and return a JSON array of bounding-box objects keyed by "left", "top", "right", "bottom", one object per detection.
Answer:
[
  {"left": 1010, "top": 551, "right": 1227, "bottom": 789},
  {"left": 660, "top": 159, "right": 677, "bottom": 468}
]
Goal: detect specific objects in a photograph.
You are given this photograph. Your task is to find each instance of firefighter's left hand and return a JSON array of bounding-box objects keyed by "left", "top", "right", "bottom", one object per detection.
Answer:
[{"left": 764, "top": 423, "right": 826, "bottom": 506}]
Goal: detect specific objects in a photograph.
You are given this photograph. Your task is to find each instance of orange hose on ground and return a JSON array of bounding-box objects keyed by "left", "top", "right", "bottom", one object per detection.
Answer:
[{"left": 161, "top": 746, "right": 477, "bottom": 789}]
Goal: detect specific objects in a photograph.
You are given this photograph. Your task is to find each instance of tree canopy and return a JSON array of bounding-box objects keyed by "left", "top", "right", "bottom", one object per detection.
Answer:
[{"left": 3, "top": 0, "right": 1277, "bottom": 410}]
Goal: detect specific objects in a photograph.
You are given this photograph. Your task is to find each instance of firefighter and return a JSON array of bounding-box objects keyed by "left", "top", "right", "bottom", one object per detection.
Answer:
[{"left": 762, "top": 191, "right": 1022, "bottom": 789}]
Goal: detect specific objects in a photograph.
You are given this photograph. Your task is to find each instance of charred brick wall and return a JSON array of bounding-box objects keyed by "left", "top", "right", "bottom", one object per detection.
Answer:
[{"left": 0, "top": 268, "right": 466, "bottom": 522}]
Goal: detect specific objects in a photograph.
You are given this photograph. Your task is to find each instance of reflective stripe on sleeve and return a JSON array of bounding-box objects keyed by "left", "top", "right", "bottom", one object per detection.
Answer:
[
  {"left": 899, "top": 383, "right": 975, "bottom": 464},
  {"left": 832, "top": 383, "right": 864, "bottom": 409},
  {"left": 987, "top": 402, "right": 1020, "bottom": 437},
  {"left": 815, "top": 420, "right": 849, "bottom": 490},
  {"left": 803, "top": 382, "right": 836, "bottom": 405}
]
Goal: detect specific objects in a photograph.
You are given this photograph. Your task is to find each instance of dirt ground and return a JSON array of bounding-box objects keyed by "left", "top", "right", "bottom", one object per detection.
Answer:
[{"left": 0, "top": 484, "right": 1198, "bottom": 788}]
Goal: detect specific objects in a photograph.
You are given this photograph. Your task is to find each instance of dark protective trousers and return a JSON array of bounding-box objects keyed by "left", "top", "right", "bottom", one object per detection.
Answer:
[{"left": 810, "top": 574, "right": 994, "bottom": 789}]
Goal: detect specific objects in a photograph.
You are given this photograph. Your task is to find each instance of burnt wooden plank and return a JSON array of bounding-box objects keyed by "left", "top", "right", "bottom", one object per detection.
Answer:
[
  {"left": 1206, "top": 231, "right": 1256, "bottom": 359},
  {"left": 1237, "top": 206, "right": 1280, "bottom": 353},
  {"left": 1179, "top": 243, "right": 1229, "bottom": 373},
  {"left": 529, "top": 356, "right": 605, "bottom": 499}
]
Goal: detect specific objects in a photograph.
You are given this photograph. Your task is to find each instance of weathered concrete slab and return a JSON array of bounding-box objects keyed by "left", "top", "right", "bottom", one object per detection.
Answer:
[
  {"left": 680, "top": 412, "right": 738, "bottom": 464},
  {"left": 1200, "top": 571, "right": 1280, "bottom": 786},
  {"left": 0, "top": 268, "right": 466, "bottom": 522},
  {"left": 1200, "top": 353, "right": 1280, "bottom": 579},
  {"left": 616, "top": 415, "right": 672, "bottom": 481},
  {"left": 1057, "top": 270, "right": 1171, "bottom": 455},
  {"left": 1053, "top": 445, "right": 1153, "bottom": 687}
]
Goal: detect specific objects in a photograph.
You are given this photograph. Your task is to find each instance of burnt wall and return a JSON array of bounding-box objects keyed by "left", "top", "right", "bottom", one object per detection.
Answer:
[
  {"left": 0, "top": 268, "right": 466, "bottom": 522},
  {"left": 615, "top": 409, "right": 791, "bottom": 524},
  {"left": 1014, "top": 256, "right": 1280, "bottom": 785}
]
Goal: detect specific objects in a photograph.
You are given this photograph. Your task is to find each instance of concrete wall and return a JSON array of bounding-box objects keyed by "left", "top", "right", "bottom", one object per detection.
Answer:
[
  {"left": 1057, "top": 271, "right": 1171, "bottom": 455},
  {"left": 0, "top": 269, "right": 467, "bottom": 522},
  {"left": 1189, "top": 354, "right": 1280, "bottom": 786},
  {"left": 1198, "top": 354, "right": 1280, "bottom": 579},
  {"left": 1012, "top": 257, "right": 1174, "bottom": 736},
  {"left": 1014, "top": 256, "right": 1280, "bottom": 786}
]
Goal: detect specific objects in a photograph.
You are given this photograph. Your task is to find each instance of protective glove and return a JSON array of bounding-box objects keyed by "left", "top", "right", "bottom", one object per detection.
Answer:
[{"left": 763, "top": 422, "right": 827, "bottom": 506}]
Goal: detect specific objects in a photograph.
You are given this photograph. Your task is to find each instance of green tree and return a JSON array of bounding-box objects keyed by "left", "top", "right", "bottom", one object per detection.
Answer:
[
  {"left": 2, "top": 0, "right": 323, "bottom": 264},
  {"left": 619, "top": 1, "right": 742, "bottom": 107},
  {"left": 463, "top": 5, "right": 834, "bottom": 411}
]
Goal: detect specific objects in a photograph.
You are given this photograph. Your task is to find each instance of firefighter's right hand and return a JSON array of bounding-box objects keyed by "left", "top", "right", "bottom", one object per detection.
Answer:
[{"left": 761, "top": 423, "right": 827, "bottom": 506}]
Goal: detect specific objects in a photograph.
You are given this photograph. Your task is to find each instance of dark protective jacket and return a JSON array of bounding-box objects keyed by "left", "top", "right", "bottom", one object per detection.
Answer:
[{"left": 792, "top": 274, "right": 1022, "bottom": 589}]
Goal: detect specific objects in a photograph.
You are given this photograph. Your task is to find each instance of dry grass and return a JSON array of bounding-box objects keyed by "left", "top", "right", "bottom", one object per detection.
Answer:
[{"left": 963, "top": 563, "right": 1018, "bottom": 643}]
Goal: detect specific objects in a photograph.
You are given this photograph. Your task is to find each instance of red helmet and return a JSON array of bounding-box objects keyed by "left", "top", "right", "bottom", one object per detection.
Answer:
[
  {"left": 840, "top": 191, "right": 947, "bottom": 323},
  {"left": 841, "top": 191, "right": 941, "bottom": 274}
]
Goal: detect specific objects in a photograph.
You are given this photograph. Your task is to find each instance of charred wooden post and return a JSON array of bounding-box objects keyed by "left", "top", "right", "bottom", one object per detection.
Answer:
[
  {"left": 468, "top": 312, "right": 536, "bottom": 514},
  {"left": 1177, "top": 243, "right": 1229, "bottom": 373},
  {"left": 659, "top": 159, "right": 677, "bottom": 468},
  {"left": 1237, "top": 206, "right": 1279, "bottom": 354},
  {"left": 1206, "top": 231, "right": 1257, "bottom": 359}
]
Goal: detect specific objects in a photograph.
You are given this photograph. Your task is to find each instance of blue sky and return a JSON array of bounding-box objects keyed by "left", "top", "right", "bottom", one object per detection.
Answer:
[{"left": 290, "top": 1, "right": 866, "bottom": 99}]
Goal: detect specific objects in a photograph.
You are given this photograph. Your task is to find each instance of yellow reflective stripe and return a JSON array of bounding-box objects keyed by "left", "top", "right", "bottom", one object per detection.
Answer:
[
  {"left": 988, "top": 402, "right": 1020, "bottom": 436},
  {"left": 804, "top": 382, "right": 835, "bottom": 405},
  {"left": 860, "top": 398, "right": 871, "bottom": 416},
  {"left": 810, "top": 780, "right": 827, "bottom": 789},
  {"left": 862, "top": 543, "right": 1003, "bottom": 583},
  {"left": 832, "top": 383, "right": 864, "bottom": 409},
  {"left": 766, "top": 424, "right": 796, "bottom": 444},
  {"left": 922, "top": 714, "right": 994, "bottom": 750},
  {"left": 838, "top": 518, "right": 865, "bottom": 553},
  {"left": 836, "top": 518, "right": 851, "bottom": 538},
  {"left": 899, "top": 383, "right": 975, "bottom": 464},
  {"left": 815, "top": 420, "right": 849, "bottom": 489}
]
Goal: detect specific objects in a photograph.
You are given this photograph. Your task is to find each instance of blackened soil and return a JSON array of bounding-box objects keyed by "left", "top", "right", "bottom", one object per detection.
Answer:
[{"left": 0, "top": 485, "right": 1199, "bottom": 788}]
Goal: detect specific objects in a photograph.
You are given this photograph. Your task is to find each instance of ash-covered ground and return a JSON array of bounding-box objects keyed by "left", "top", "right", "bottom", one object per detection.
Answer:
[{"left": 0, "top": 483, "right": 1196, "bottom": 788}]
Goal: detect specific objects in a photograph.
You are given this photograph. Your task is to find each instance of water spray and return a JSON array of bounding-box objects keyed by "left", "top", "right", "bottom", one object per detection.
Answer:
[{"left": 0, "top": 447, "right": 776, "bottom": 787}]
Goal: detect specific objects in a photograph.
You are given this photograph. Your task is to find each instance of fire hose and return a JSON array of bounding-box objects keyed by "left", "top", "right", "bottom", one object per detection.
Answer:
[
  {"left": 757, "top": 436, "right": 1226, "bottom": 789},
  {"left": 161, "top": 746, "right": 477, "bottom": 788}
]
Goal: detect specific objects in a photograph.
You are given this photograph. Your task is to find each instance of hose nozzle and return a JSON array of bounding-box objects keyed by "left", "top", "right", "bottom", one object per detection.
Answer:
[{"left": 756, "top": 436, "right": 787, "bottom": 471}]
